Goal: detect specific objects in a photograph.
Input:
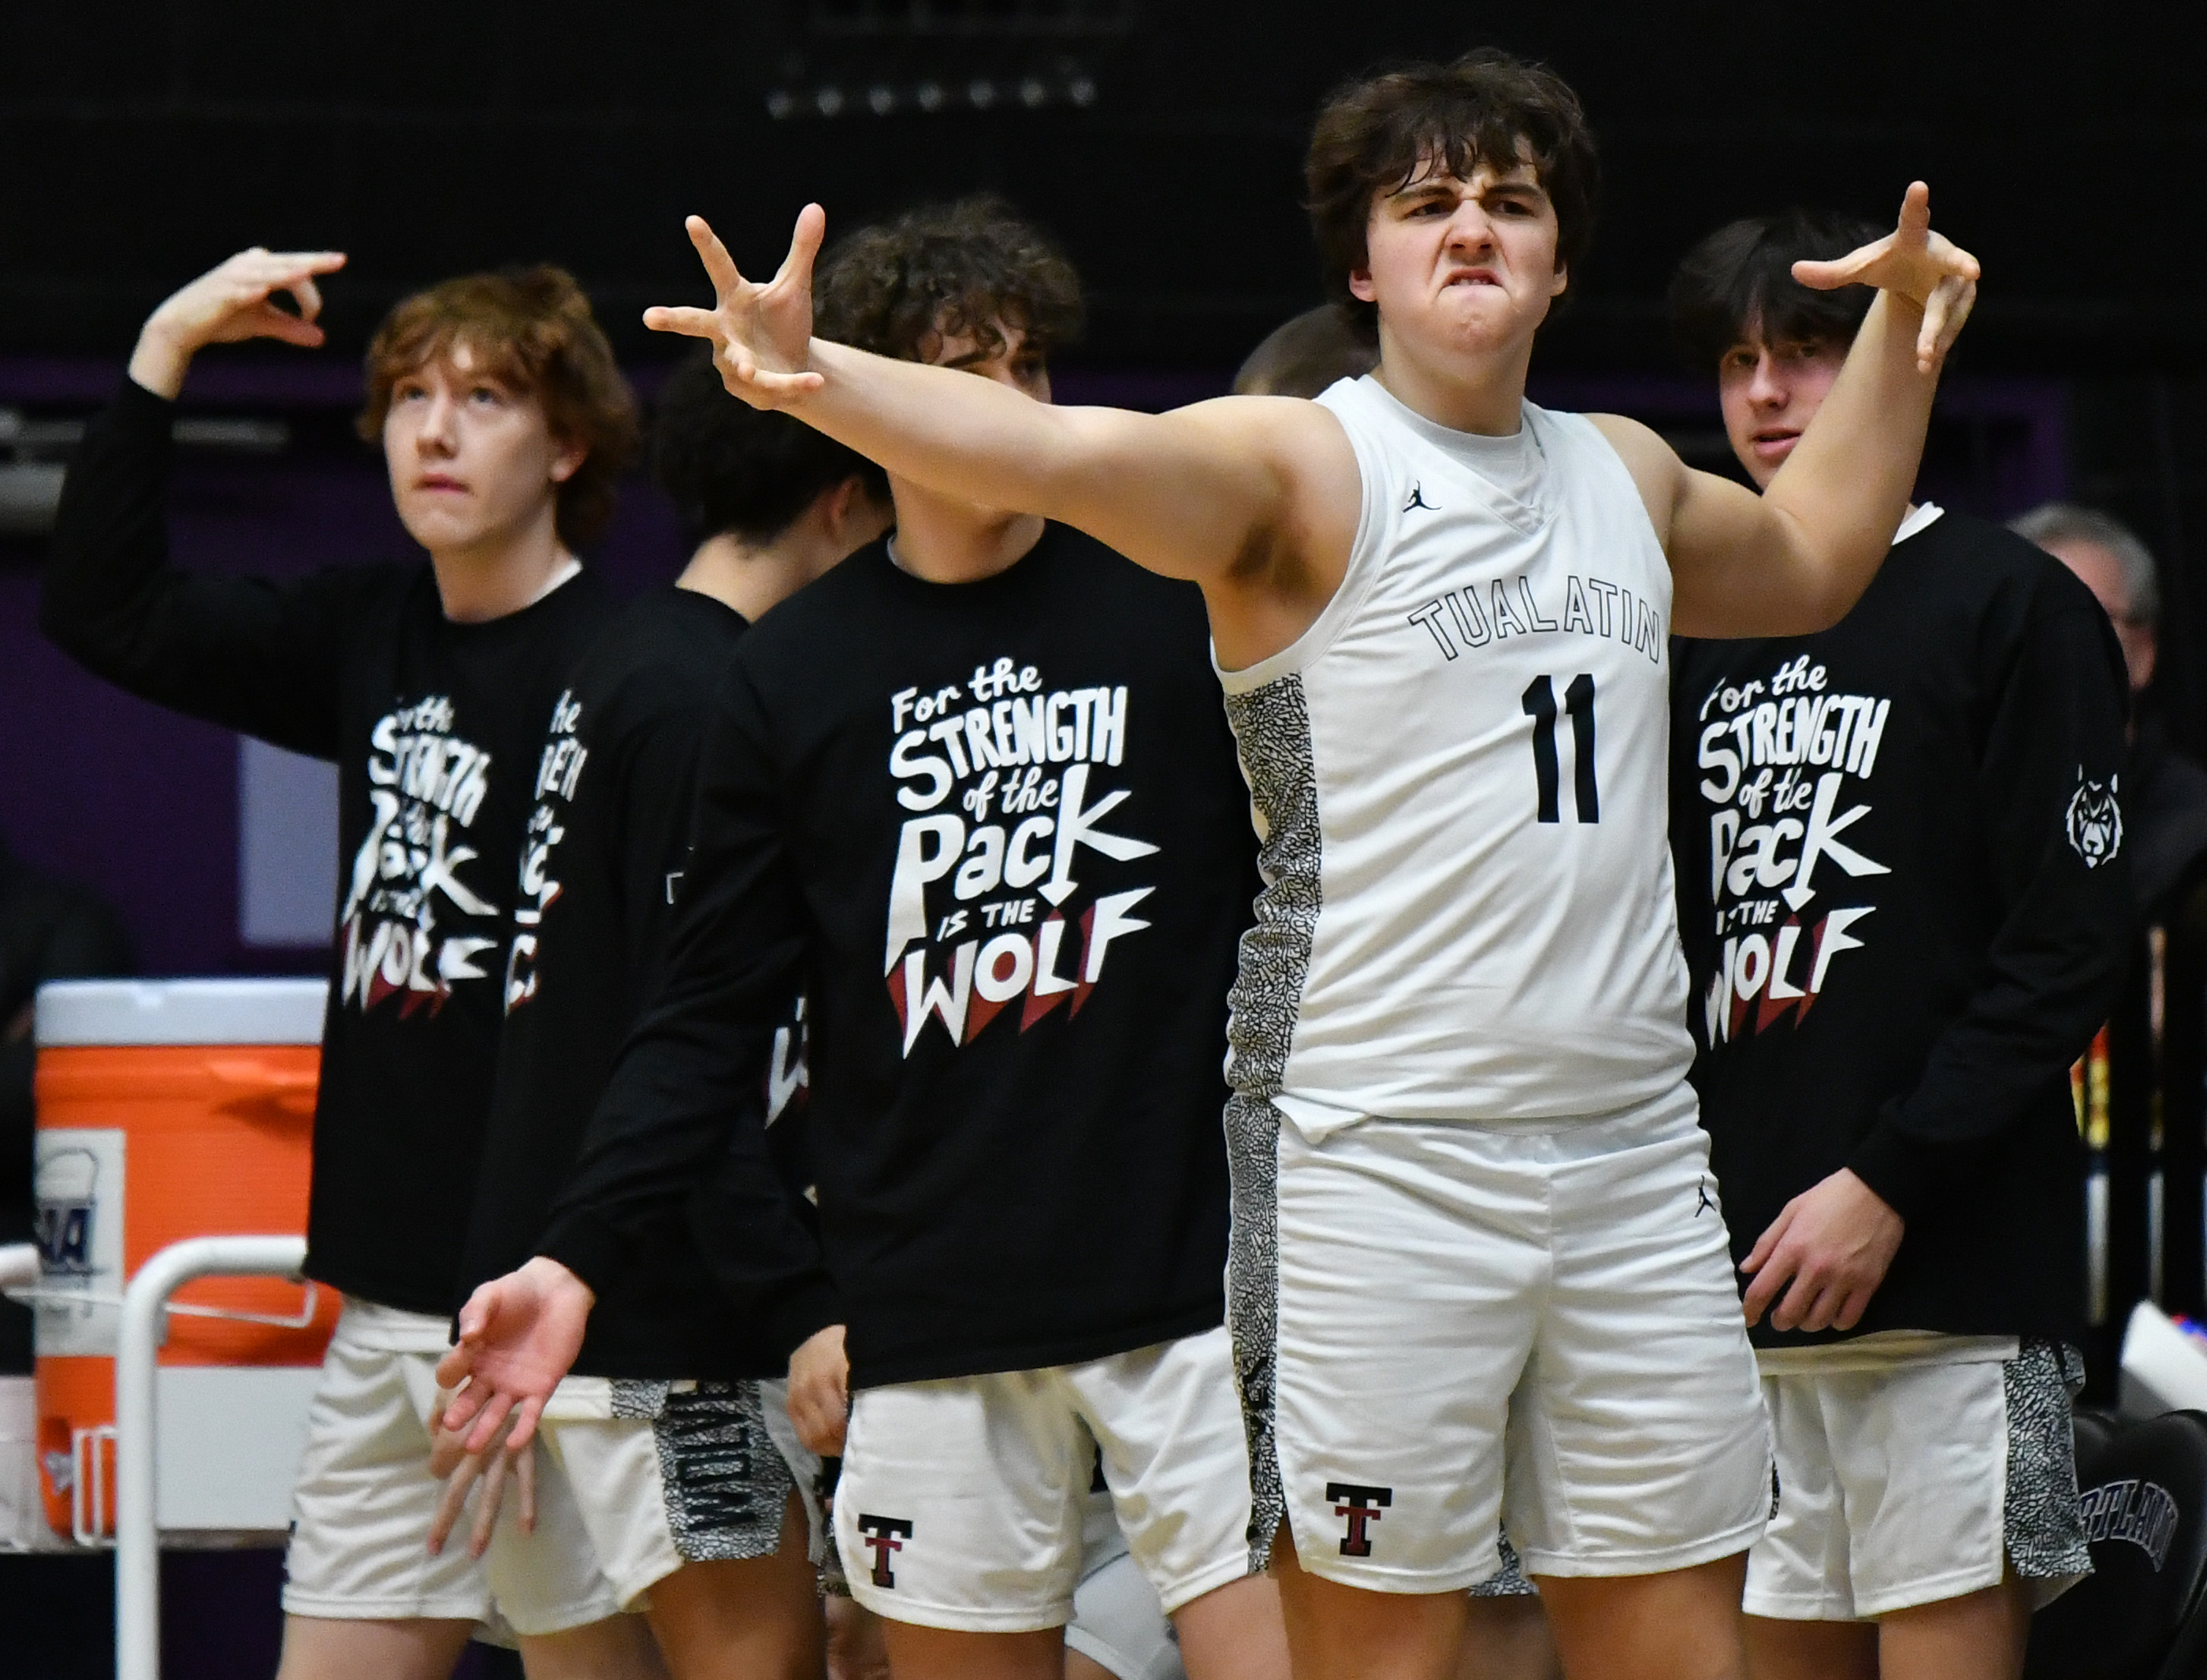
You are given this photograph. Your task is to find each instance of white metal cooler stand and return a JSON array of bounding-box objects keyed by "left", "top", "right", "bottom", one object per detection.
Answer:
[{"left": 4, "top": 1233, "right": 314, "bottom": 1680}]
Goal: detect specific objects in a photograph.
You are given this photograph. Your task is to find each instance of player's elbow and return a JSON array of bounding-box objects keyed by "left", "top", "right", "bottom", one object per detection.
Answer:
[{"left": 1783, "top": 545, "right": 1885, "bottom": 635}]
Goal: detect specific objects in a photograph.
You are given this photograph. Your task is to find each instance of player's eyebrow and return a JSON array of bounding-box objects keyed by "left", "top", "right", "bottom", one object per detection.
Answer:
[
  {"left": 1387, "top": 176, "right": 1462, "bottom": 204},
  {"left": 1479, "top": 172, "right": 1548, "bottom": 201},
  {"left": 1388, "top": 167, "right": 1547, "bottom": 206}
]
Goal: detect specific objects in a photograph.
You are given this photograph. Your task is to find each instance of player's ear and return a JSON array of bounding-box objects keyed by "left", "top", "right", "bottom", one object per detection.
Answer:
[
  {"left": 1548, "top": 260, "right": 1570, "bottom": 301},
  {"left": 1347, "top": 268, "right": 1379, "bottom": 305},
  {"left": 548, "top": 435, "right": 588, "bottom": 485}
]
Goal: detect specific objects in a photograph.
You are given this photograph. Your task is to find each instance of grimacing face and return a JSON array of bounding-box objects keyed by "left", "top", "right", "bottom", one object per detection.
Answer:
[
  {"left": 1717, "top": 329, "right": 1848, "bottom": 491},
  {"left": 383, "top": 340, "right": 585, "bottom": 557},
  {"left": 1351, "top": 148, "right": 1568, "bottom": 366}
]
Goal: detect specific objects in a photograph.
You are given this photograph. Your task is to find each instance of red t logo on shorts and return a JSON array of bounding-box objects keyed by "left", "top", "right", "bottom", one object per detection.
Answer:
[
  {"left": 1325, "top": 1481, "right": 1393, "bottom": 1557},
  {"left": 855, "top": 1513, "right": 914, "bottom": 1587}
]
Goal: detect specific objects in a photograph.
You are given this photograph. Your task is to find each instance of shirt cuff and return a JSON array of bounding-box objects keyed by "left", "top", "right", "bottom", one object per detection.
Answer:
[
  {"left": 537, "top": 1210, "right": 631, "bottom": 1301},
  {"left": 763, "top": 1273, "right": 842, "bottom": 1364},
  {"left": 1845, "top": 1111, "right": 1941, "bottom": 1222},
  {"left": 116, "top": 374, "right": 177, "bottom": 418}
]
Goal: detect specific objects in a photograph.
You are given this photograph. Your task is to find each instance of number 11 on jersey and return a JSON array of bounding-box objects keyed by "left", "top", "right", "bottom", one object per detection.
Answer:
[{"left": 1521, "top": 674, "right": 1598, "bottom": 823}]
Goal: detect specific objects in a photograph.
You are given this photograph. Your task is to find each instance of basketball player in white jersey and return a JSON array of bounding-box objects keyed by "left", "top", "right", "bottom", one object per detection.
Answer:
[{"left": 625, "top": 49, "right": 1975, "bottom": 1680}]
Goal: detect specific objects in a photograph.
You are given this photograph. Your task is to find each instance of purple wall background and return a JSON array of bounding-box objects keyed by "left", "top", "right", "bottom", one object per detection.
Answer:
[{"left": 1, "top": 358, "right": 2066, "bottom": 979}]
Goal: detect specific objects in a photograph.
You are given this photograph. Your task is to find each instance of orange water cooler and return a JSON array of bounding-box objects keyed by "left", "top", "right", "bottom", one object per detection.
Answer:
[{"left": 28, "top": 978, "right": 337, "bottom": 1543}]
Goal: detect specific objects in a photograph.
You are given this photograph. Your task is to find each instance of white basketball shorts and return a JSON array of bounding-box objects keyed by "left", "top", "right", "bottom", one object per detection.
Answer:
[
  {"left": 281, "top": 1300, "right": 624, "bottom": 1635},
  {"left": 1224, "top": 1083, "right": 1773, "bottom": 1592},
  {"left": 833, "top": 1325, "right": 1254, "bottom": 1633},
  {"left": 1748, "top": 1338, "right": 2091, "bottom": 1620},
  {"left": 485, "top": 1375, "right": 825, "bottom": 1614}
]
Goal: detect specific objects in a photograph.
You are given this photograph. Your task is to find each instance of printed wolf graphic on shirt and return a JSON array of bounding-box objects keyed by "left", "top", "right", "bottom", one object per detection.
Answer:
[
  {"left": 505, "top": 687, "right": 585, "bottom": 1013},
  {"left": 340, "top": 693, "right": 502, "bottom": 1014},
  {"left": 506, "top": 688, "right": 813, "bottom": 1143},
  {"left": 883, "top": 656, "right": 1158, "bottom": 1055},
  {"left": 1689, "top": 654, "right": 1892, "bottom": 1044}
]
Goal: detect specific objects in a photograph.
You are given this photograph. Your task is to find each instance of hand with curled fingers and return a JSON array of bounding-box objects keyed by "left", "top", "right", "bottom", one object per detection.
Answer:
[
  {"left": 786, "top": 1324, "right": 850, "bottom": 1455},
  {"left": 1740, "top": 1167, "right": 1904, "bottom": 1335},
  {"left": 434, "top": 1256, "right": 595, "bottom": 1459},
  {"left": 641, "top": 209, "right": 829, "bottom": 411},
  {"left": 1793, "top": 182, "right": 1979, "bottom": 374},
  {"left": 128, "top": 247, "right": 347, "bottom": 400},
  {"left": 425, "top": 1391, "right": 537, "bottom": 1559}
]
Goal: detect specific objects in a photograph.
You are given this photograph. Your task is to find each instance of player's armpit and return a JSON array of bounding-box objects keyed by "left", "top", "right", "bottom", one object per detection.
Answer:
[{"left": 1062, "top": 394, "right": 1361, "bottom": 670}]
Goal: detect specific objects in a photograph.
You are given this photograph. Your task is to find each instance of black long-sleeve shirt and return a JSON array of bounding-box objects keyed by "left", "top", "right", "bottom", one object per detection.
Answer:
[
  {"left": 43, "top": 378, "right": 615, "bottom": 1314},
  {"left": 458, "top": 587, "right": 817, "bottom": 1378},
  {"left": 1670, "top": 507, "right": 2131, "bottom": 1346},
  {"left": 539, "top": 527, "right": 1259, "bottom": 1389}
]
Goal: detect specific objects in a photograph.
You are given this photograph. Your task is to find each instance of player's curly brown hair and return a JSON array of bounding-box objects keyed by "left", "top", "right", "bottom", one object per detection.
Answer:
[
  {"left": 358, "top": 266, "right": 640, "bottom": 547},
  {"left": 1306, "top": 49, "right": 1600, "bottom": 344},
  {"left": 814, "top": 197, "right": 1083, "bottom": 366}
]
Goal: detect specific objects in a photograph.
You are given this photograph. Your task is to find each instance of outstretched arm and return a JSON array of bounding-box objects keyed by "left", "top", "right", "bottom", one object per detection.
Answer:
[
  {"left": 1598, "top": 184, "right": 1980, "bottom": 638},
  {"left": 642, "top": 211, "right": 1355, "bottom": 607}
]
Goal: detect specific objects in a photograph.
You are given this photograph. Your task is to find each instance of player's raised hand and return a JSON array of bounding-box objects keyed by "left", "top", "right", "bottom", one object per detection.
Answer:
[
  {"left": 1793, "top": 182, "right": 1978, "bottom": 374},
  {"left": 434, "top": 1256, "right": 595, "bottom": 1456},
  {"left": 642, "top": 208, "right": 828, "bottom": 410},
  {"left": 128, "top": 248, "right": 348, "bottom": 400}
]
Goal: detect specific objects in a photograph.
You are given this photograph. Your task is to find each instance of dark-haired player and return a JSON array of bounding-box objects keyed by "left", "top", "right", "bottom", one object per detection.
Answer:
[
  {"left": 440, "top": 200, "right": 1288, "bottom": 1680},
  {"left": 43, "top": 256, "right": 648, "bottom": 1678},
  {"left": 602, "top": 46, "right": 1982, "bottom": 1680},
  {"left": 1668, "top": 212, "right": 2127, "bottom": 1680},
  {"left": 1233, "top": 307, "right": 1559, "bottom": 1680},
  {"left": 429, "top": 350, "right": 893, "bottom": 1678}
]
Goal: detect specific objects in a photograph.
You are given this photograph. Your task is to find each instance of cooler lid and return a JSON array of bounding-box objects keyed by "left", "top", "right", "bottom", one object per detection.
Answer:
[{"left": 35, "top": 979, "right": 329, "bottom": 1048}]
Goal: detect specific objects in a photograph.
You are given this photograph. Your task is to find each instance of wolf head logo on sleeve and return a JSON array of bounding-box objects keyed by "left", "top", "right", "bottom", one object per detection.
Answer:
[{"left": 2065, "top": 770, "right": 2123, "bottom": 869}]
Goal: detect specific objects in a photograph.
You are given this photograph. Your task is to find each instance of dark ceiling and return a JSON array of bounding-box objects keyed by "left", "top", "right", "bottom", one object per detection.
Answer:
[{"left": 4, "top": 1, "right": 2201, "bottom": 376}]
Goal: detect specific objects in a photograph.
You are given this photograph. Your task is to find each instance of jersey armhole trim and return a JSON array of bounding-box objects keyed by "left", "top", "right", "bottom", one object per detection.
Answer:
[
  {"left": 1214, "top": 389, "right": 1391, "bottom": 696},
  {"left": 1562, "top": 410, "right": 1682, "bottom": 627}
]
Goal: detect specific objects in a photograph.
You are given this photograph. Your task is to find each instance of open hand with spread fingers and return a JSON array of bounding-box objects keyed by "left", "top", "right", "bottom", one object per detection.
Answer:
[
  {"left": 641, "top": 208, "right": 829, "bottom": 410},
  {"left": 1793, "top": 181, "right": 1978, "bottom": 374},
  {"left": 433, "top": 1256, "right": 595, "bottom": 1458},
  {"left": 425, "top": 1396, "right": 537, "bottom": 1559},
  {"left": 128, "top": 247, "right": 348, "bottom": 401}
]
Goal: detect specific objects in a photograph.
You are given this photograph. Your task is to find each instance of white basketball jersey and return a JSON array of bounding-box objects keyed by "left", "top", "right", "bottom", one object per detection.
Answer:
[{"left": 1218, "top": 375, "right": 1692, "bottom": 1132}]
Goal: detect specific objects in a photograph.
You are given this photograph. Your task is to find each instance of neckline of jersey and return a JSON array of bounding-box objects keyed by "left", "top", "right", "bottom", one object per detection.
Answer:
[{"left": 1345, "top": 375, "right": 1551, "bottom": 530}]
